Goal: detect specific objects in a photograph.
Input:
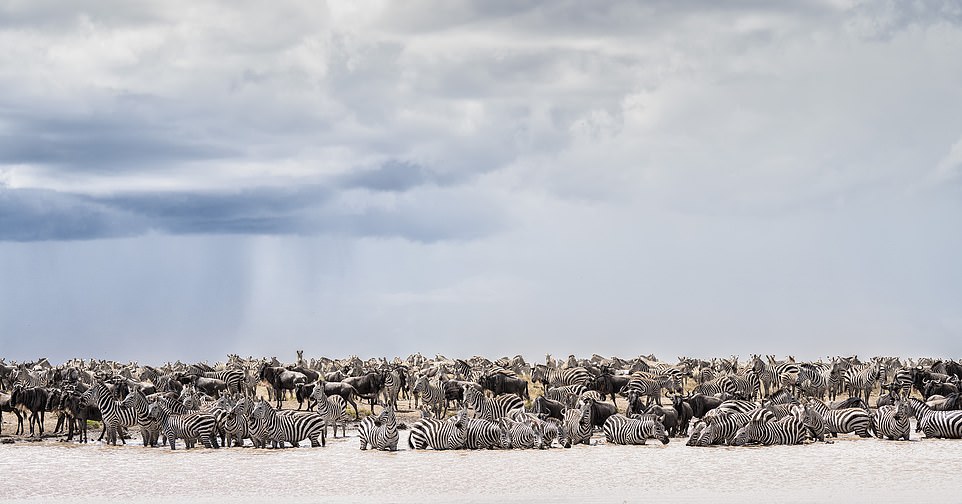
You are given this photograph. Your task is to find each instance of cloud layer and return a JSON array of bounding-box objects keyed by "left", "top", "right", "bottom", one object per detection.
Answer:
[{"left": 1, "top": 1, "right": 961, "bottom": 361}]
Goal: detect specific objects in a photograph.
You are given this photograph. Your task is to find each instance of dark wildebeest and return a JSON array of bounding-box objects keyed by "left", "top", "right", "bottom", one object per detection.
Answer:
[
  {"left": 531, "top": 396, "right": 565, "bottom": 421},
  {"left": 479, "top": 372, "right": 529, "bottom": 400},
  {"left": 645, "top": 404, "right": 680, "bottom": 437},
  {"left": 923, "top": 380, "right": 959, "bottom": 400},
  {"left": 590, "top": 373, "right": 630, "bottom": 402},
  {"left": 671, "top": 394, "right": 694, "bottom": 436},
  {"left": 342, "top": 372, "right": 384, "bottom": 413},
  {"left": 684, "top": 393, "right": 724, "bottom": 419},
  {"left": 259, "top": 364, "right": 308, "bottom": 409},
  {"left": 582, "top": 397, "right": 618, "bottom": 429},
  {"left": 62, "top": 390, "right": 104, "bottom": 443},
  {"left": 184, "top": 374, "right": 229, "bottom": 398},
  {"left": 288, "top": 365, "right": 320, "bottom": 383},
  {"left": 10, "top": 384, "right": 49, "bottom": 436},
  {"left": 297, "top": 380, "right": 370, "bottom": 419},
  {"left": 0, "top": 391, "right": 23, "bottom": 436}
]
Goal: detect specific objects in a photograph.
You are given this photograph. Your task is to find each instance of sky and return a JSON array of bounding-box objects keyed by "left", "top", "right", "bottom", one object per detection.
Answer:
[{"left": 1, "top": 0, "right": 961, "bottom": 364}]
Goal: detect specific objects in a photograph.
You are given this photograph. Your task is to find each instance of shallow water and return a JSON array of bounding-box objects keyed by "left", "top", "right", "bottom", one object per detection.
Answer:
[{"left": 2, "top": 427, "right": 958, "bottom": 504}]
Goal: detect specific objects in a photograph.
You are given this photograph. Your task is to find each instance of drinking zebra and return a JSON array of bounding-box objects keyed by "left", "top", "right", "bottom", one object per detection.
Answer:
[
  {"left": 500, "top": 416, "right": 543, "bottom": 449},
  {"left": 906, "top": 398, "right": 962, "bottom": 439},
  {"left": 603, "top": 414, "right": 669, "bottom": 445},
  {"left": 686, "top": 410, "right": 751, "bottom": 446},
  {"left": 732, "top": 415, "right": 807, "bottom": 445},
  {"left": 463, "top": 417, "right": 507, "bottom": 450},
  {"left": 805, "top": 398, "right": 871, "bottom": 438},
  {"left": 408, "top": 410, "right": 469, "bottom": 450},
  {"left": 251, "top": 399, "right": 326, "bottom": 448}
]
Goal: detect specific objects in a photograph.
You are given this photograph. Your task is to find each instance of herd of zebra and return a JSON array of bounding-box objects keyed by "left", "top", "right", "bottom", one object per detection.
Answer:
[{"left": 2, "top": 352, "right": 962, "bottom": 452}]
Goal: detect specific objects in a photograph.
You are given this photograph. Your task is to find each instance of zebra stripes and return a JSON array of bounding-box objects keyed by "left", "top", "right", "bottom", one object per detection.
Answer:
[
  {"left": 530, "top": 365, "right": 591, "bottom": 388},
  {"left": 147, "top": 398, "right": 220, "bottom": 450},
  {"left": 732, "top": 415, "right": 807, "bottom": 445},
  {"left": 463, "top": 417, "right": 507, "bottom": 450},
  {"left": 907, "top": 398, "right": 962, "bottom": 439},
  {"left": 560, "top": 401, "right": 592, "bottom": 448},
  {"left": 358, "top": 403, "right": 399, "bottom": 451},
  {"left": 687, "top": 410, "right": 751, "bottom": 446},
  {"left": 311, "top": 383, "right": 351, "bottom": 438},
  {"left": 872, "top": 402, "right": 911, "bottom": 441},
  {"left": 462, "top": 384, "right": 524, "bottom": 422},
  {"left": 623, "top": 374, "right": 680, "bottom": 406},
  {"left": 500, "top": 416, "right": 543, "bottom": 449},
  {"left": 843, "top": 364, "right": 882, "bottom": 404},
  {"left": 604, "top": 414, "right": 669, "bottom": 445},
  {"left": 412, "top": 375, "right": 446, "bottom": 419},
  {"left": 408, "top": 411, "right": 468, "bottom": 450},
  {"left": 806, "top": 398, "right": 871, "bottom": 438},
  {"left": 87, "top": 382, "right": 139, "bottom": 445},
  {"left": 251, "top": 399, "right": 326, "bottom": 448}
]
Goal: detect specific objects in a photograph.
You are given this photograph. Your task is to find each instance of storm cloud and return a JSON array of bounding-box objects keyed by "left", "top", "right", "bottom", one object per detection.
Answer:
[{"left": 1, "top": 1, "right": 961, "bottom": 362}]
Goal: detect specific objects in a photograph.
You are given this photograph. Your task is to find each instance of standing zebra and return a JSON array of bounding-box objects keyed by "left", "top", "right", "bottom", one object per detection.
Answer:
[
  {"left": 408, "top": 410, "right": 468, "bottom": 450},
  {"left": 380, "top": 368, "right": 402, "bottom": 410},
  {"left": 750, "top": 355, "right": 799, "bottom": 398},
  {"left": 413, "top": 375, "right": 447, "bottom": 419},
  {"left": 251, "top": 399, "right": 326, "bottom": 448},
  {"left": 906, "top": 398, "right": 962, "bottom": 439},
  {"left": 872, "top": 401, "right": 911, "bottom": 441},
  {"left": 843, "top": 363, "right": 882, "bottom": 404},
  {"left": 147, "top": 398, "right": 220, "bottom": 450},
  {"left": 86, "top": 382, "right": 139, "bottom": 445},
  {"left": 805, "top": 398, "right": 871, "bottom": 438},
  {"left": 311, "top": 382, "right": 351, "bottom": 438},
  {"left": 122, "top": 387, "right": 160, "bottom": 447},
  {"left": 358, "top": 403, "right": 399, "bottom": 451},
  {"left": 530, "top": 365, "right": 592, "bottom": 388},
  {"left": 462, "top": 384, "right": 524, "bottom": 422},
  {"left": 604, "top": 414, "right": 669, "bottom": 445},
  {"left": 623, "top": 374, "right": 680, "bottom": 406}
]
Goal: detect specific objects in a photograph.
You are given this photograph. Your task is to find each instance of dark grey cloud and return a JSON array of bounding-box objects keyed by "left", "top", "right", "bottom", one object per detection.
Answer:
[
  {"left": 0, "top": 183, "right": 502, "bottom": 242},
  {"left": 0, "top": 108, "right": 234, "bottom": 171}
]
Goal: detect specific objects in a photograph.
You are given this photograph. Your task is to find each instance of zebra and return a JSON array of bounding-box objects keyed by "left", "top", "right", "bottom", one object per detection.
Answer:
[
  {"left": 891, "top": 367, "right": 917, "bottom": 399},
  {"left": 86, "top": 382, "right": 139, "bottom": 445},
  {"left": 251, "top": 399, "right": 326, "bottom": 448},
  {"left": 843, "top": 363, "right": 882, "bottom": 404},
  {"left": 408, "top": 410, "right": 469, "bottom": 450},
  {"left": 792, "top": 404, "right": 826, "bottom": 442},
  {"left": 413, "top": 375, "right": 446, "bottom": 419},
  {"left": 795, "top": 363, "right": 831, "bottom": 399},
  {"left": 732, "top": 415, "right": 807, "bottom": 445},
  {"left": 121, "top": 387, "right": 160, "bottom": 447},
  {"left": 805, "top": 398, "right": 871, "bottom": 438},
  {"left": 623, "top": 374, "right": 680, "bottom": 406},
  {"left": 603, "top": 414, "right": 669, "bottom": 445},
  {"left": 223, "top": 399, "right": 251, "bottom": 447},
  {"left": 716, "top": 399, "right": 759, "bottom": 415},
  {"left": 500, "top": 415, "right": 543, "bottom": 449},
  {"left": 544, "top": 384, "right": 587, "bottom": 407},
  {"left": 560, "top": 400, "right": 593, "bottom": 448},
  {"left": 380, "top": 368, "right": 402, "bottom": 410},
  {"left": 147, "top": 398, "right": 220, "bottom": 450},
  {"left": 462, "top": 384, "right": 524, "bottom": 422},
  {"left": 530, "top": 365, "right": 592, "bottom": 388},
  {"left": 687, "top": 410, "right": 751, "bottom": 446},
  {"left": 358, "top": 403, "right": 399, "bottom": 451},
  {"left": 310, "top": 382, "right": 351, "bottom": 438},
  {"left": 750, "top": 355, "right": 799, "bottom": 398},
  {"left": 463, "top": 417, "right": 507, "bottom": 450},
  {"left": 872, "top": 401, "right": 911, "bottom": 441},
  {"left": 906, "top": 398, "right": 962, "bottom": 439}
]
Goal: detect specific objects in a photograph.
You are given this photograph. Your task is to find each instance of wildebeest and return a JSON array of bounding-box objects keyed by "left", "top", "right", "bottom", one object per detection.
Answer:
[
  {"left": 531, "top": 396, "right": 565, "bottom": 421},
  {"left": 10, "top": 384, "right": 49, "bottom": 436},
  {"left": 671, "top": 394, "right": 694, "bottom": 436},
  {"left": 259, "top": 364, "right": 308, "bottom": 409},
  {"left": 923, "top": 380, "right": 959, "bottom": 400},
  {"left": 683, "top": 393, "right": 724, "bottom": 419},
  {"left": 479, "top": 372, "right": 529, "bottom": 400},
  {"left": 184, "top": 374, "right": 229, "bottom": 398},
  {"left": 590, "top": 372, "right": 630, "bottom": 402},
  {"left": 343, "top": 372, "right": 384, "bottom": 412},
  {"left": 0, "top": 391, "right": 24, "bottom": 435},
  {"left": 582, "top": 397, "right": 618, "bottom": 428}
]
